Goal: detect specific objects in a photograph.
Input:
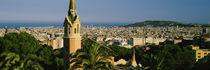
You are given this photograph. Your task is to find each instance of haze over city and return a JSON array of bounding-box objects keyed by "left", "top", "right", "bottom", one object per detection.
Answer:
[{"left": 0, "top": 0, "right": 210, "bottom": 24}]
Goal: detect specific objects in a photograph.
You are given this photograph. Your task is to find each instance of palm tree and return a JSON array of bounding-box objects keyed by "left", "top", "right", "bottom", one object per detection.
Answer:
[
  {"left": 0, "top": 51, "right": 20, "bottom": 70},
  {"left": 0, "top": 51, "right": 44, "bottom": 70},
  {"left": 70, "top": 43, "right": 113, "bottom": 70},
  {"left": 21, "top": 54, "right": 44, "bottom": 70}
]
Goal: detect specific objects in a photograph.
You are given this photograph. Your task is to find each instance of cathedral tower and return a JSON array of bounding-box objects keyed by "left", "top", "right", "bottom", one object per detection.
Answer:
[{"left": 64, "top": 0, "right": 81, "bottom": 68}]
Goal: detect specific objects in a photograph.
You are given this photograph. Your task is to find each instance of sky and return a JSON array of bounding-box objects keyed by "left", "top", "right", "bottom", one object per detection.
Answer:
[{"left": 0, "top": 0, "right": 210, "bottom": 24}]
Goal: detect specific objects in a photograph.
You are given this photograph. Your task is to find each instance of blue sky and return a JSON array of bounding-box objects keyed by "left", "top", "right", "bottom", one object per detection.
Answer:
[{"left": 0, "top": 0, "right": 210, "bottom": 24}]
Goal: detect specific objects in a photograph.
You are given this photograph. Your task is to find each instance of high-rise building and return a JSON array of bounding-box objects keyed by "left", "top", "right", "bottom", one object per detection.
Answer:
[{"left": 63, "top": 0, "right": 81, "bottom": 68}]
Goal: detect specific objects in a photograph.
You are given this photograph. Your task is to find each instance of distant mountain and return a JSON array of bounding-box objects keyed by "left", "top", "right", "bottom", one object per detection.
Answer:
[{"left": 124, "top": 20, "right": 210, "bottom": 27}]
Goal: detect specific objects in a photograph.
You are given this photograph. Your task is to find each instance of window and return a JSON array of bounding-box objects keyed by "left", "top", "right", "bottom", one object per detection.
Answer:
[
  {"left": 74, "top": 28, "right": 77, "bottom": 34},
  {"left": 198, "top": 56, "right": 201, "bottom": 58},
  {"left": 64, "top": 28, "right": 67, "bottom": 34},
  {"left": 204, "top": 53, "right": 207, "bottom": 55},
  {"left": 69, "top": 27, "right": 71, "bottom": 34},
  {"left": 77, "top": 24, "right": 79, "bottom": 34},
  {"left": 64, "top": 23, "right": 68, "bottom": 34}
]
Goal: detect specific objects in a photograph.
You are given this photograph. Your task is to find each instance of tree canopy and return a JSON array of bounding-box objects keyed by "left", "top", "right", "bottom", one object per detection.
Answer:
[
  {"left": 0, "top": 33, "right": 207, "bottom": 70},
  {"left": 0, "top": 32, "right": 64, "bottom": 70},
  {"left": 139, "top": 44, "right": 195, "bottom": 70}
]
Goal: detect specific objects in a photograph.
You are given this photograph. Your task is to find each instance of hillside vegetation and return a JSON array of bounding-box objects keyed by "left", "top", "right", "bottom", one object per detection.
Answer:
[{"left": 124, "top": 20, "right": 210, "bottom": 27}]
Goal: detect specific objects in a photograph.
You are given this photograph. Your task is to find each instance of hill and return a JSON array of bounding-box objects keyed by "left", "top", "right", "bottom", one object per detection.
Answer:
[{"left": 124, "top": 20, "right": 210, "bottom": 27}]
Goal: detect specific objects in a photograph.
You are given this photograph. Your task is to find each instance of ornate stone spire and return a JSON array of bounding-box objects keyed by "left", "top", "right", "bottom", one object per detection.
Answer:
[
  {"left": 68, "top": 0, "right": 76, "bottom": 20},
  {"left": 64, "top": 0, "right": 81, "bottom": 68},
  {"left": 131, "top": 48, "right": 137, "bottom": 67}
]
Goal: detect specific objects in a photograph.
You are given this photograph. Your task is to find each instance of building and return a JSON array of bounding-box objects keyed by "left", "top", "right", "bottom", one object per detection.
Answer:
[
  {"left": 63, "top": 0, "right": 82, "bottom": 68},
  {"left": 96, "top": 36, "right": 105, "bottom": 44},
  {"left": 129, "top": 37, "right": 166, "bottom": 46},
  {"left": 129, "top": 37, "right": 145, "bottom": 46},
  {"left": 174, "top": 39, "right": 182, "bottom": 44},
  {"left": 192, "top": 46, "right": 210, "bottom": 61},
  {"left": 39, "top": 36, "right": 63, "bottom": 49},
  {"left": 119, "top": 38, "right": 128, "bottom": 46},
  {"left": 49, "top": 37, "right": 63, "bottom": 49}
]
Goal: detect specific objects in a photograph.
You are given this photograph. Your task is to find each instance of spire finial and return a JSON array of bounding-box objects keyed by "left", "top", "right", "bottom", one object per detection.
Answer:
[
  {"left": 68, "top": 0, "right": 76, "bottom": 19},
  {"left": 131, "top": 48, "right": 137, "bottom": 67},
  {"left": 70, "top": 0, "right": 75, "bottom": 10}
]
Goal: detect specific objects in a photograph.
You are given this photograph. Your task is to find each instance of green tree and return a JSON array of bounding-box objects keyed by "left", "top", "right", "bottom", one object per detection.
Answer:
[
  {"left": 53, "top": 48, "right": 64, "bottom": 70},
  {"left": 140, "top": 44, "right": 195, "bottom": 70},
  {"left": 0, "top": 51, "right": 21, "bottom": 70},
  {"left": 70, "top": 43, "right": 113, "bottom": 70},
  {"left": 108, "top": 45, "right": 132, "bottom": 61},
  {"left": 0, "top": 32, "right": 64, "bottom": 70}
]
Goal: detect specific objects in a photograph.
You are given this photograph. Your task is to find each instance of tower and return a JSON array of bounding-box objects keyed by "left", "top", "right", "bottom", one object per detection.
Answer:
[
  {"left": 131, "top": 48, "right": 137, "bottom": 67},
  {"left": 63, "top": 0, "right": 81, "bottom": 68}
]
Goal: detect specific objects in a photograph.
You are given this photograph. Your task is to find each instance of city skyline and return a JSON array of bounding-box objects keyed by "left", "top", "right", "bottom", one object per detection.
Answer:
[{"left": 0, "top": 0, "right": 210, "bottom": 24}]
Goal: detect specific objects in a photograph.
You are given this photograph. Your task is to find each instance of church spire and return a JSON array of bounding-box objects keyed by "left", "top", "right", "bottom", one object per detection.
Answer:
[
  {"left": 131, "top": 48, "right": 137, "bottom": 67},
  {"left": 64, "top": 0, "right": 81, "bottom": 68},
  {"left": 68, "top": 0, "right": 76, "bottom": 19}
]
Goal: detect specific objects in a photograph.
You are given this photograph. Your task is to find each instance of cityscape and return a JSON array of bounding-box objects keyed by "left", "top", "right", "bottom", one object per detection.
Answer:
[
  {"left": 0, "top": 26, "right": 209, "bottom": 49},
  {"left": 0, "top": 0, "right": 210, "bottom": 70}
]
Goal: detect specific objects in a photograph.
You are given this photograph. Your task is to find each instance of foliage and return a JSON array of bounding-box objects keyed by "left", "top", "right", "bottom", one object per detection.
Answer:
[
  {"left": 140, "top": 44, "right": 195, "bottom": 70},
  {"left": 123, "top": 20, "right": 204, "bottom": 27},
  {"left": 82, "top": 38, "right": 116, "bottom": 56},
  {"left": 124, "top": 66, "right": 143, "bottom": 70},
  {"left": 108, "top": 45, "right": 132, "bottom": 61},
  {"left": 0, "top": 32, "right": 64, "bottom": 70},
  {"left": 70, "top": 43, "right": 113, "bottom": 70},
  {"left": 194, "top": 54, "right": 210, "bottom": 70},
  {"left": 0, "top": 33, "right": 204, "bottom": 70}
]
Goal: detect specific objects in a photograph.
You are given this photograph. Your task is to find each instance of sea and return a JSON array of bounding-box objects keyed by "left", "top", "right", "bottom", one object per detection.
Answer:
[{"left": 0, "top": 22, "right": 131, "bottom": 28}]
